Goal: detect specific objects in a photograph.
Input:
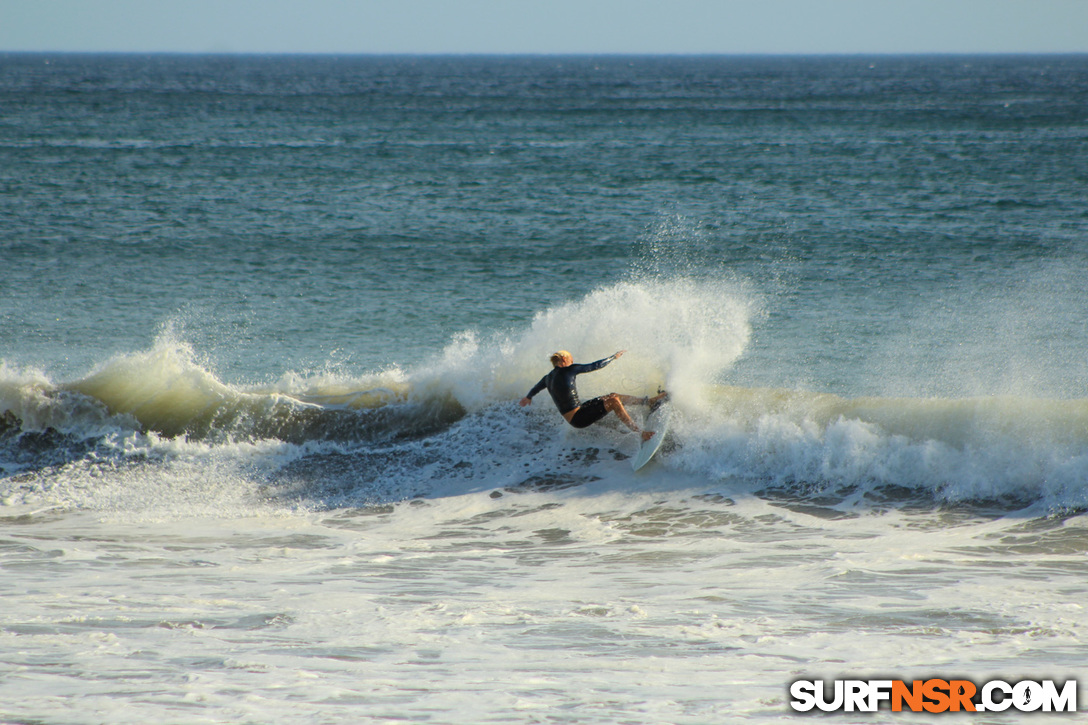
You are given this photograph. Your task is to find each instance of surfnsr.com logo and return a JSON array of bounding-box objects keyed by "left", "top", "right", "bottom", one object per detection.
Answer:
[{"left": 789, "top": 678, "right": 1077, "bottom": 713}]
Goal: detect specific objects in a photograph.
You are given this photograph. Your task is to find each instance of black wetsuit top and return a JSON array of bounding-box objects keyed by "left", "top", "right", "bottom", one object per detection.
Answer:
[{"left": 525, "top": 354, "right": 618, "bottom": 414}]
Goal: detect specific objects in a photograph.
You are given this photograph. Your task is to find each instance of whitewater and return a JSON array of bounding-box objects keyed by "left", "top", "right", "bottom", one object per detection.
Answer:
[{"left": 3, "top": 54, "right": 1088, "bottom": 723}]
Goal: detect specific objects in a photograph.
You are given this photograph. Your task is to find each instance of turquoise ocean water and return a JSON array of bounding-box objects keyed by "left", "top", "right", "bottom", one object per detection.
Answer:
[{"left": 3, "top": 55, "right": 1088, "bottom": 722}]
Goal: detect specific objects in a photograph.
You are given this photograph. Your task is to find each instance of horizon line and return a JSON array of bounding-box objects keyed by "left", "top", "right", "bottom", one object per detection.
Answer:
[{"left": 4, "top": 50, "right": 1088, "bottom": 58}]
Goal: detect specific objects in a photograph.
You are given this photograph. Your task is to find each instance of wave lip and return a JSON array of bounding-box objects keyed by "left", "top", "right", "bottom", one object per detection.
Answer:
[{"left": 0, "top": 343, "right": 465, "bottom": 454}]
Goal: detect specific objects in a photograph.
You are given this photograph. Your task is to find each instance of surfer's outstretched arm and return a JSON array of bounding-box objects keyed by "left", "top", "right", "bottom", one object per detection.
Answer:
[
  {"left": 520, "top": 376, "right": 548, "bottom": 407},
  {"left": 569, "top": 349, "right": 625, "bottom": 375}
]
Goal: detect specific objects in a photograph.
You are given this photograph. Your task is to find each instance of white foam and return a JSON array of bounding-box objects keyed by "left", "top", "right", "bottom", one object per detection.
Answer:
[
  {"left": 670, "top": 386, "right": 1088, "bottom": 509},
  {"left": 410, "top": 276, "right": 754, "bottom": 413}
]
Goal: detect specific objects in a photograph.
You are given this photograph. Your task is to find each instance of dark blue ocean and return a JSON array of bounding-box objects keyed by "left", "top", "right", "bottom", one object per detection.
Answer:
[{"left": 2, "top": 54, "right": 1087, "bottom": 723}]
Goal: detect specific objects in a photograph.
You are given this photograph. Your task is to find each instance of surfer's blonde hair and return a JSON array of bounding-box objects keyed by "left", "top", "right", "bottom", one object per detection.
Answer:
[{"left": 550, "top": 350, "right": 572, "bottom": 367}]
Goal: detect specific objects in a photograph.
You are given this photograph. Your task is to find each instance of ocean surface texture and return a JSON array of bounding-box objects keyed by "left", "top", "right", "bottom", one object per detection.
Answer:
[{"left": 3, "top": 54, "right": 1088, "bottom": 723}]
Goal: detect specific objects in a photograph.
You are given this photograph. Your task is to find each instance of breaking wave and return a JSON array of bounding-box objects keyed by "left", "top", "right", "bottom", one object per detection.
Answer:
[{"left": 2, "top": 277, "right": 1088, "bottom": 513}]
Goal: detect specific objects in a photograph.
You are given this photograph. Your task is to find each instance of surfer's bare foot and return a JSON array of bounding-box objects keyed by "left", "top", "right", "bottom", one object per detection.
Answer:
[
  {"left": 641, "top": 430, "right": 656, "bottom": 443},
  {"left": 639, "top": 391, "right": 669, "bottom": 407}
]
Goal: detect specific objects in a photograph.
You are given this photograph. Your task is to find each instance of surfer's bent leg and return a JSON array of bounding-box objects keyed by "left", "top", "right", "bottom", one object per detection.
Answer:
[
  {"left": 608, "top": 394, "right": 659, "bottom": 442},
  {"left": 603, "top": 393, "right": 642, "bottom": 433},
  {"left": 569, "top": 394, "right": 655, "bottom": 441}
]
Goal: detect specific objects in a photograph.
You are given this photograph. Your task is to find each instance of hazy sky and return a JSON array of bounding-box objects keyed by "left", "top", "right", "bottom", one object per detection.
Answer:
[{"left": 3, "top": 0, "right": 1087, "bottom": 55}]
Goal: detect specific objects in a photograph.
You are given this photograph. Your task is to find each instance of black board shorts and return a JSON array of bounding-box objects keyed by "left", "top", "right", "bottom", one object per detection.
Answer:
[{"left": 568, "top": 396, "right": 609, "bottom": 428}]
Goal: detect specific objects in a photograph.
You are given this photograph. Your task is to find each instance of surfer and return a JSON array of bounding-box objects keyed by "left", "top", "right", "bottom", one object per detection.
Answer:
[{"left": 519, "top": 350, "right": 666, "bottom": 442}]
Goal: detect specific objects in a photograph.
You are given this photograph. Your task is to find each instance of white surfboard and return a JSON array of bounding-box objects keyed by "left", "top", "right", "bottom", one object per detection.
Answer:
[{"left": 631, "top": 403, "right": 670, "bottom": 471}]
